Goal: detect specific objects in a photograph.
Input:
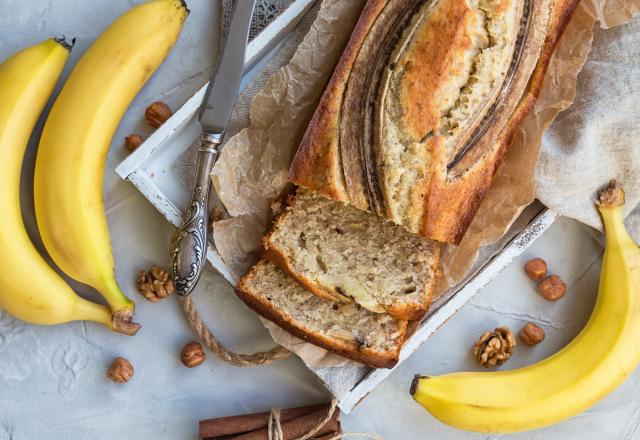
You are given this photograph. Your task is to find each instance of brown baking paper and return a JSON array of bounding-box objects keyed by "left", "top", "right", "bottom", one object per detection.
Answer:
[{"left": 211, "top": 0, "right": 639, "bottom": 369}]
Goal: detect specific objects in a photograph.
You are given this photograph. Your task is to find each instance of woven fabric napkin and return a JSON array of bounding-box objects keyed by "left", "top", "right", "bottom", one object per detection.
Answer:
[{"left": 536, "top": 13, "right": 640, "bottom": 239}]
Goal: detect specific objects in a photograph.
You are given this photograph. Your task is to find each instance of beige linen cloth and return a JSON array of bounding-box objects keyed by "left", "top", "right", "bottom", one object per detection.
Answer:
[{"left": 536, "top": 12, "right": 640, "bottom": 239}]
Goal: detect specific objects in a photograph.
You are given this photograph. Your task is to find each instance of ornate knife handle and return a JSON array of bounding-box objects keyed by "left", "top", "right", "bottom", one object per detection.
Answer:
[{"left": 171, "top": 132, "right": 223, "bottom": 296}]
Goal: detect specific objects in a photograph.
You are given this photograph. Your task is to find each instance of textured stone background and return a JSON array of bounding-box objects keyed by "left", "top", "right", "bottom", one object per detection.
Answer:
[{"left": 1, "top": 1, "right": 639, "bottom": 439}]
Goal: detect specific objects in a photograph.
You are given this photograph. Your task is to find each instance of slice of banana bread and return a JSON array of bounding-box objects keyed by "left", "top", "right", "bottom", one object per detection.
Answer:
[
  {"left": 262, "top": 189, "right": 440, "bottom": 320},
  {"left": 236, "top": 259, "right": 407, "bottom": 368}
]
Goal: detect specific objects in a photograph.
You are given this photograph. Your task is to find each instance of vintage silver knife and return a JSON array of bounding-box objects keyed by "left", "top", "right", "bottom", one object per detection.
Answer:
[{"left": 171, "top": 0, "right": 256, "bottom": 296}]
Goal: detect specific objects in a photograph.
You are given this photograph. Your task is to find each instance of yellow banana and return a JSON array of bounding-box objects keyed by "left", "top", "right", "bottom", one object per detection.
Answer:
[
  {"left": 34, "top": 0, "right": 188, "bottom": 333},
  {"left": 0, "top": 39, "right": 114, "bottom": 329},
  {"left": 411, "top": 180, "right": 640, "bottom": 433}
]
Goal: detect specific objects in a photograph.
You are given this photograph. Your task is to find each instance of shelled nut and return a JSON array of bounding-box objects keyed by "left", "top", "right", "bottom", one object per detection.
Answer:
[
  {"left": 136, "top": 266, "right": 175, "bottom": 302},
  {"left": 472, "top": 327, "right": 515, "bottom": 368},
  {"left": 145, "top": 101, "right": 172, "bottom": 128},
  {"left": 181, "top": 341, "right": 206, "bottom": 368},
  {"left": 537, "top": 275, "right": 567, "bottom": 301},
  {"left": 107, "top": 357, "right": 134, "bottom": 383},
  {"left": 519, "top": 322, "right": 545, "bottom": 346},
  {"left": 524, "top": 258, "right": 548, "bottom": 281},
  {"left": 124, "top": 134, "right": 144, "bottom": 153}
]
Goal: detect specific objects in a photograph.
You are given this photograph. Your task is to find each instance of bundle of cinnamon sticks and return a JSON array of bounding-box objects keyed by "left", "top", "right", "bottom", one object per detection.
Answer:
[{"left": 199, "top": 403, "right": 341, "bottom": 439}]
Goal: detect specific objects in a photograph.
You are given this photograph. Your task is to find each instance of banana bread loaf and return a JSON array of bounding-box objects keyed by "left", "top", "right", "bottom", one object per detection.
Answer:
[{"left": 288, "top": 0, "right": 579, "bottom": 244}]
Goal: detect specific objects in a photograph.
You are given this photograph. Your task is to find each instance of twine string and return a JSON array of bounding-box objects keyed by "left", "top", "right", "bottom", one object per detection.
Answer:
[
  {"left": 265, "top": 400, "right": 381, "bottom": 440},
  {"left": 180, "top": 296, "right": 290, "bottom": 366},
  {"left": 269, "top": 407, "right": 284, "bottom": 440},
  {"left": 293, "top": 400, "right": 337, "bottom": 440}
]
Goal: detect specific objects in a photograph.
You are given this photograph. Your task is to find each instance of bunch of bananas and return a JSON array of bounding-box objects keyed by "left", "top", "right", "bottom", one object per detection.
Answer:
[
  {"left": 412, "top": 180, "right": 640, "bottom": 432},
  {"left": 0, "top": 0, "right": 188, "bottom": 334}
]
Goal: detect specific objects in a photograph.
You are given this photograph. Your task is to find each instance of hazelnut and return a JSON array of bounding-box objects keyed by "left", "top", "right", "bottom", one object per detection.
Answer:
[
  {"left": 145, "top": 101, "right": 172, "bottom": 128},
  {"left": 181, "top": 341, "right": 205, "bottom": 368},
  {"left": 524, "top": 258, "right": 547, "bottom": 281},
  {"left": 124, "top": 134, "right": 144, "bottom": 153},
  {"left": 107, "top": 357, "right": 134, "bottom": 383},
  {"left": 537, "top": 275, "right": 567, "bottom": 301},
  {"left": 519, "top": 322, "right": 545, "bottom": 346}
]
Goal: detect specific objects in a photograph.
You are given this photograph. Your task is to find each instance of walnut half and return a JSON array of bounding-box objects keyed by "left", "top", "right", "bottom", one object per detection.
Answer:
[
  {"left": 472, "top": 327, "right": 516, "bottom": 368},
  {"left": 136, "top": 266, "right": 175, "bottom": 302}
]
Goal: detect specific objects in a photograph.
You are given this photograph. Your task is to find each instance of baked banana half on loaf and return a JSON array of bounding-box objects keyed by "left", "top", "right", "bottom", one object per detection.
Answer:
[
  {"left": 237, "top": 259, "right": 407, "bottom": 368},
  {"left": 289, "top": 0, "right": 579, "bottom": 244},
  {"left": 262, "top": 189, "right": 439, "bottom": 320}
]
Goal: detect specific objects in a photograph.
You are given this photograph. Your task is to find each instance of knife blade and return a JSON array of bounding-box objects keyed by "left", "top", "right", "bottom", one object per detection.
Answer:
[
  {"left": 200, "top": 0, "right": 256, "bottom": 135},
  {"left": 171, "top": 0, "right": 256, "bottom": 297}
]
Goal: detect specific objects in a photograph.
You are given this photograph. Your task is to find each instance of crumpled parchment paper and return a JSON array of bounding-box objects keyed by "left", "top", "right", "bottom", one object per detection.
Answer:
[{"left": 211, "top": 0, "right": 640, "bottom": 374}]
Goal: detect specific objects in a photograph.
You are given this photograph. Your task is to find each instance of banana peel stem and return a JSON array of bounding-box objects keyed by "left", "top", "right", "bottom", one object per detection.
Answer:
[
  {"left": 99, "top": 274, "right": 137, "bottom": 314},
  {"left": 53, "top": 36, "right": 76, "bottom": 51},
  {"left": 597, "top": 180, "right": 625, "bottom": 208},
  {"left": 102, "top": 275, "right": 140, "bottom": 336},
  {"left": 112, "top": 308, "right": 141, "bottom": 336},
  {"left": 597, "top": 180, "right": 630, "bottom": 247}
]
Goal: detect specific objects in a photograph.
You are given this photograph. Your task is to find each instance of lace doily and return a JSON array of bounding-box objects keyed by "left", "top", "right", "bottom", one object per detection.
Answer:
[{"left": 222, "top": 0, "right": 296, "bottom": 41}]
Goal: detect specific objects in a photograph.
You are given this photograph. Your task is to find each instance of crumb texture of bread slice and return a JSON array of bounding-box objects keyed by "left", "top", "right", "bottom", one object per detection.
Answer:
[
  {"left": 263, "top": 189, "right": 439, "bottom": 320},
  {"left": 236, "top": 260, "right": 406, "bottom": 368}
]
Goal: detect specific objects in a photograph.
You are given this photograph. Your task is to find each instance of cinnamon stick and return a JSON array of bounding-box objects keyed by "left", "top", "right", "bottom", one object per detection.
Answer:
[
  {"left": 199, "top": 404, "right": 329, "bottom": 438},
  {"left": 231, "top": 408, "right": 340, "bottom": 440}
]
